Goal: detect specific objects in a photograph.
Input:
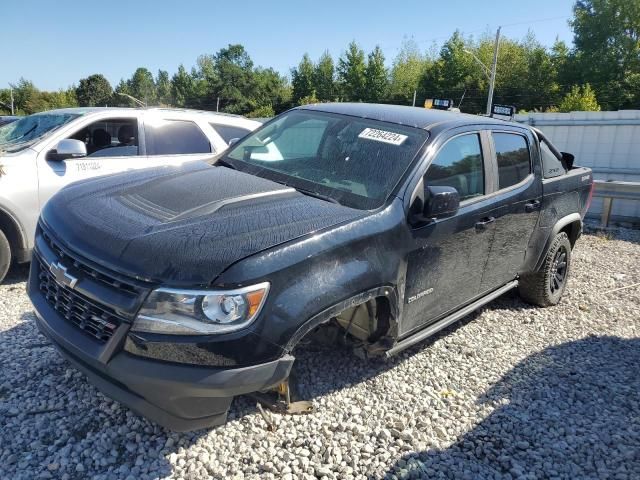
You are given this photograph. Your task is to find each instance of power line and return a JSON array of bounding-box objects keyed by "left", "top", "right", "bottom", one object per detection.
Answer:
[{"left": 380, "top": 14, "right": 573, "bottom": 54}]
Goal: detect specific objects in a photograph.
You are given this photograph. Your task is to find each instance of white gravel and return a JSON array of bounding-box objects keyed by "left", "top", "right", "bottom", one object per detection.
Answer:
[{"left": 1, "top": 226, "right": 639, "bottom": 480}]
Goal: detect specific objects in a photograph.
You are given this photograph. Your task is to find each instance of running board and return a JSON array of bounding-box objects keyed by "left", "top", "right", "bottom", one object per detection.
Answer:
[{"left": 385, "top": 280, "right": 519, "bottom": 357}]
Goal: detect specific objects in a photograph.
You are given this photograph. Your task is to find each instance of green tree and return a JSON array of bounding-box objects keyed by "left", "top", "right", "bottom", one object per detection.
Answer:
[
  {"left": 291, "top": 54, "right": 315, "bottom": 104},
  {"left": 389, "top": 39, "right": 428, "bottom": 104},
  {"left": 558, "top": 83, "right": 601, "bottom": 111},
  {"left": 213, "top": 44, "right": 256, "bottom": 113},
  {"left": 365, "top": 46, "right": 388, "bottom": 103},
  {"left": 298, "top": 91, "right": 319, "bottom": 105},
  {"left": 156, "top": 70, "right": 172, "bottom": 106},
  {"left": 23, "top": 88, "right": 76, "bottom": 113},
  {"left": 571, "top": 0, "right": 640, "bottom": 109},
  {"left": 252, "top": 67, "right": 291, "bottom": 114},
  {"left": 8, "top": 78, "right": 38, "bottom": 114},
  {"left": 75, "top": 74, "right": 112, "bottom": 107},
  {"left": 3, "top": 79, "right": 77, "bottom": 114},
  {"left": 170, "top": 65, "right": 195, "bottom": 107},
  {"left": 128, "top": 67, "right": 156, "bottom": 105},
  {"left": 0, "top": 90, "right": 11, "bottom": 113},
  {"left": 112, "top": 79, "right": 132, "bottom": 106},
  {"left": 337, "top": 41, "right": 367, "bottom": 101},
  {"left": 523, "top": 43, "right": 560, "bottom": 110},
  {"left": 490, "top": 34, "right": 542, "bottom": 111},
  {"left": 247, "top": 104, "right": 275, "bottom": 118},
  {"left": 314, "top": 51, "right": 335, "bottom": 102},
  {"left": 420, "top": 31, "right": 478, "bottom": 111}
]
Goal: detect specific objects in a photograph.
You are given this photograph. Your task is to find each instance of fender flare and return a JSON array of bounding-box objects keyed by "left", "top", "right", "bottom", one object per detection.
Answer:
[
  {"left": 533, "top": 213, "right": 582, "bottom": 271},
  {"left": 283, "top": 285, "right": 399, "bottom": 353},
  {"left": 0, "top": 205, "right": 28, "bottom": 255}
]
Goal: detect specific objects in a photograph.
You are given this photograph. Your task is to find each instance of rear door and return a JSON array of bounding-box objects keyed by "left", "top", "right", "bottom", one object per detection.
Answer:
[
  {"left": 401, "top": 128, "right": 498, "bottom": 336},
  {"left": 478, "top": 129, "right": 542, "bottom": 293}
]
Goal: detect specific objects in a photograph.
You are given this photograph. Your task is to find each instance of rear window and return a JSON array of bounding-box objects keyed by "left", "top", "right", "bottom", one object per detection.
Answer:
[
  {"left": 145, "top": 119, "right": 211, "bottom": 155},
  {"left": 540, "top": 139, "right": 567, "bottom": 178},
  {"left": 209, "top": 123, "right": 252, "bottom": 144},
  {"left": 493, "top": 133, "right": 531, "bottom": 189}
]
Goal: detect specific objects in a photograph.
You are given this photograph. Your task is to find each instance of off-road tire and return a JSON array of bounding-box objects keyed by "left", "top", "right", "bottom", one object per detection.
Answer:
[
  {"left": 518, "top": 232, "right": 572, "bottom": 307},
  {"left": 0, "top": 229, "right": 11, "bottom": 283}
]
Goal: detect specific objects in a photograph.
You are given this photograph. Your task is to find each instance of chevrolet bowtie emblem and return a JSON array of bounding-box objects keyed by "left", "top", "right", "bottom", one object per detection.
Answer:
[{"left": 49, "top": 262, "right": 78, "bottom": 289}]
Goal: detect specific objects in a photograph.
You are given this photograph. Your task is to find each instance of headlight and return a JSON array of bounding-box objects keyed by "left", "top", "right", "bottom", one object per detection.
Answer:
[{"left": 132, "top": 282, "right": 270, "bottom": 335}]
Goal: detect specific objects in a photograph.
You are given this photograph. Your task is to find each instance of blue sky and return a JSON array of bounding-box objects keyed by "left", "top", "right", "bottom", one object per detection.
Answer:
[{"left": 4, "top": 0, "right": 575, "bottom": 91}]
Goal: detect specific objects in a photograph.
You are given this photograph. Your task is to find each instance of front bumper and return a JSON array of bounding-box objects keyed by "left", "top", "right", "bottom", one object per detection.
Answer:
[{"left": 28, "top": 261, "right": 294, "bottom": 431}]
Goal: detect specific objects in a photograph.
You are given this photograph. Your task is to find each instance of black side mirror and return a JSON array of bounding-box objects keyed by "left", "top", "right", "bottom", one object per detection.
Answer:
[
  {"left": 410, "top": 182, "right": 460, "bottom": 225},
  {"left": 425, "top": 186, "right": 460, "bottom": 219},
  {"left": 561, "top": 152, "right": 574, "bottom": 170}
]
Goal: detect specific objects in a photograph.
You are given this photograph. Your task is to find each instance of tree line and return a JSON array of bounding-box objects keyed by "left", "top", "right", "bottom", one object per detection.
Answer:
[{"left": 1, "top": 0, "right": 637, "bottom": 116}]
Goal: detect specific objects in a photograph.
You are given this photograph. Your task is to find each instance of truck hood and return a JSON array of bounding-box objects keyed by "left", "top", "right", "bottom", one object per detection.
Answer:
[{"left": 42, "top": 163, "right": 365, "bottom": 285}]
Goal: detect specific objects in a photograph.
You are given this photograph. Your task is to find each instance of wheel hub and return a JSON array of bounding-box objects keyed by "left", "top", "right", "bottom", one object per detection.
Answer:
[{"left": 549, "top": 246, "right": 568, "bottom": 294}]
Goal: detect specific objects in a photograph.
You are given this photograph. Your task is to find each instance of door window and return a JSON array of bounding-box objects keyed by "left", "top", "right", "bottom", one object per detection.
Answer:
[
  {"left": 209, "top": 123, "right": 252, "bottom": 144},
  {"left": 67, "top": 118, "right": 139, "bottom": 157},
  {"left": 425, "top": 133, "right": 484, "bottom": 201},
  {"left": 493, "top": 133, "right": 531, "bottom": 189},
  {"left": 540, "top": 139, "right": 567, "bottom": 178},
  {"left": 145, "top": 119, "right": 211, "bottom": 155}
]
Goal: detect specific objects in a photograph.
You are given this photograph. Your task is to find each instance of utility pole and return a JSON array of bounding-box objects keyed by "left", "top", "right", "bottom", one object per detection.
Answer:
[
  {"left": 412, "top": 90, "right": 417, "bottom": 107},
  {"left": 10, "top": 87, "right": 14, "bottom": 115},
  {"left": 216, "top": 97, "right": 220, "bottom": 112},
  {"left": 486, "top": 26, "right": 501, "bottom": 115}
]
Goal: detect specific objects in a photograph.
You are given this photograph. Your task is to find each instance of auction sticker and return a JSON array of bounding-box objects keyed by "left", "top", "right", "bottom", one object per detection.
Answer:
[{"left": 358, "top": 128, "right": 407, "bottom": 145}]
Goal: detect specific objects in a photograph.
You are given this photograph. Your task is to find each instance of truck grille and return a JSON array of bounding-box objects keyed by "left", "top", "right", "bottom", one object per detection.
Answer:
[
  {"left": 36, "top": 257, "right": 124, "bottom": 342},
  {"left": 41, "top": 229, "right": 138, "bottom": 295}
]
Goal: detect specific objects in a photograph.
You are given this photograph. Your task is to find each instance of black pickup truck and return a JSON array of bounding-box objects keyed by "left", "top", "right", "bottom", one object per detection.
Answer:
[{"left": 28, "top": 103, "right": 593, "bottom": 431}]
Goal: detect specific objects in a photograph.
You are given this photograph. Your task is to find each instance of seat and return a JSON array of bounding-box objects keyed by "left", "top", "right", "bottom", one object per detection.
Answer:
[
  {"left": 117, "top": 124, "right": 136, "bottom": 146},
  {"left": 91, "top": 128, "right": 112, "bottom": 154}
]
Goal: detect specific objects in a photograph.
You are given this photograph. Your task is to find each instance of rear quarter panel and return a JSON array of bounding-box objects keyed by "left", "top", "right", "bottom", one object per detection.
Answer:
[{"left": 523, "top": 166, "right": 593, "bottom": 273}]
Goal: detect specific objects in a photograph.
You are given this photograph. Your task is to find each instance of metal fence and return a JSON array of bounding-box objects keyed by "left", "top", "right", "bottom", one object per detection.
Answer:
[{"left": 515, "top": 110, "right": 640, "bottom": 224}]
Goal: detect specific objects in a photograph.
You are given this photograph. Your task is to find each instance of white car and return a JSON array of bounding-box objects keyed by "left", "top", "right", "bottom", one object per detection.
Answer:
[{"left": 0, "top": 107, "right": 261, "bottom": 282}]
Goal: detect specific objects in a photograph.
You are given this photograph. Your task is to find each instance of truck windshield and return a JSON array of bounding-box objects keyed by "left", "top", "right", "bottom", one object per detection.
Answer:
[
  {"left": 224, "top": 110, "right": 428, "bottom": 210},
  {"left": 0, "top": 112, "right": 80, "bottom": 152}
]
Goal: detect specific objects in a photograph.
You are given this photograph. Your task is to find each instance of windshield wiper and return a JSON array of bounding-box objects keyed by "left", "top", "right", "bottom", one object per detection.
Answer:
[
  {"left": 215, "top": 158, "right": 237, "bottom": 170},
  {"left": 12, "top": 124, "right": 37, "bottom": 143},
  {"left": 294, "top": 187, "right": 341, "bottom": 205}
]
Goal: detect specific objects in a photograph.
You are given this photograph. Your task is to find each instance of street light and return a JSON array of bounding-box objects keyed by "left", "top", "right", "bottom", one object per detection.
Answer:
[
  {"left": 463, "top": 49, "right": 491, "bottom": 81},
  {"left": 463, "top": 26, "right": 501, "bottom": 115},
  {"left": 116, "top": 92, "right": 146, "bottom": 108}
]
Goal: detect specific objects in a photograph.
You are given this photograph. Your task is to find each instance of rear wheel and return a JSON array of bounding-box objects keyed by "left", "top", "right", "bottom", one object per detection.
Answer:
[
  {"left": 518, "top": 232, "right": 572, "bottom": 307},
  {"left": 0, "top": 229, "right": 11, "bottom": 283}
]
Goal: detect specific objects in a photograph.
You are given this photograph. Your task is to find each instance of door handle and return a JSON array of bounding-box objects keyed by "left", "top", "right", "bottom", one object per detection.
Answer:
[
  {"left": 475, "top": 216, "right": 495, "bottom": 231},
  {"left": 524, "top": 200, "right": 541, "bottom": 212}
]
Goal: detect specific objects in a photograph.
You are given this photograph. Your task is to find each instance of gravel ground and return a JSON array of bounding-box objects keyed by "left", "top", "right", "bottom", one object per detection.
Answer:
[{"left": 1, "top": 227, "right": 639, "bottom": 480}]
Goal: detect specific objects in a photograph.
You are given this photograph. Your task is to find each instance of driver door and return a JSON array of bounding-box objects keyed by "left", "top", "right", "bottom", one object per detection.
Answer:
[
  {"left": 401, "top": 130, "right": 497, "bottom": 335},
  {"left": 36, "top": 115, "right": 142, "bottom": 209}
]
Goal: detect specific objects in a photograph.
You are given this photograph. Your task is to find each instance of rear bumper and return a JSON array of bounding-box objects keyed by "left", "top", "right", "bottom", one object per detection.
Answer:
[{"left": 29, "top": 268, "right": 294, "bottom": 431}]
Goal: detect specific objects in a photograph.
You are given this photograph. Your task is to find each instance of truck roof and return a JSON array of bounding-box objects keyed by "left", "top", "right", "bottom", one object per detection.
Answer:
[
  {"left": 297, "top": 103, "right": 511, "bottom": 130},
  {"left": 34, "top": 106, "right": 244, "bottom": 119}
]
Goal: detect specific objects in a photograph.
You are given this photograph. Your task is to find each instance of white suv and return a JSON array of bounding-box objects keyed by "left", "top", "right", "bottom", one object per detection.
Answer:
[{"left": 0, "top": 107, "right": 261, "bottom": 281}]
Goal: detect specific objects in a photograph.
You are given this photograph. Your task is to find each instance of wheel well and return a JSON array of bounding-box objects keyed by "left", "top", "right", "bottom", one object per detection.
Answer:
[
  {"left": 291, "top": 295, "right": 395, "bottom": 357},
  {"left": 0, "top": 209, "right": 25, "bottom": 256},
  {"left": 559, "top": 220, "right": 581, "bottom": 247}
]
